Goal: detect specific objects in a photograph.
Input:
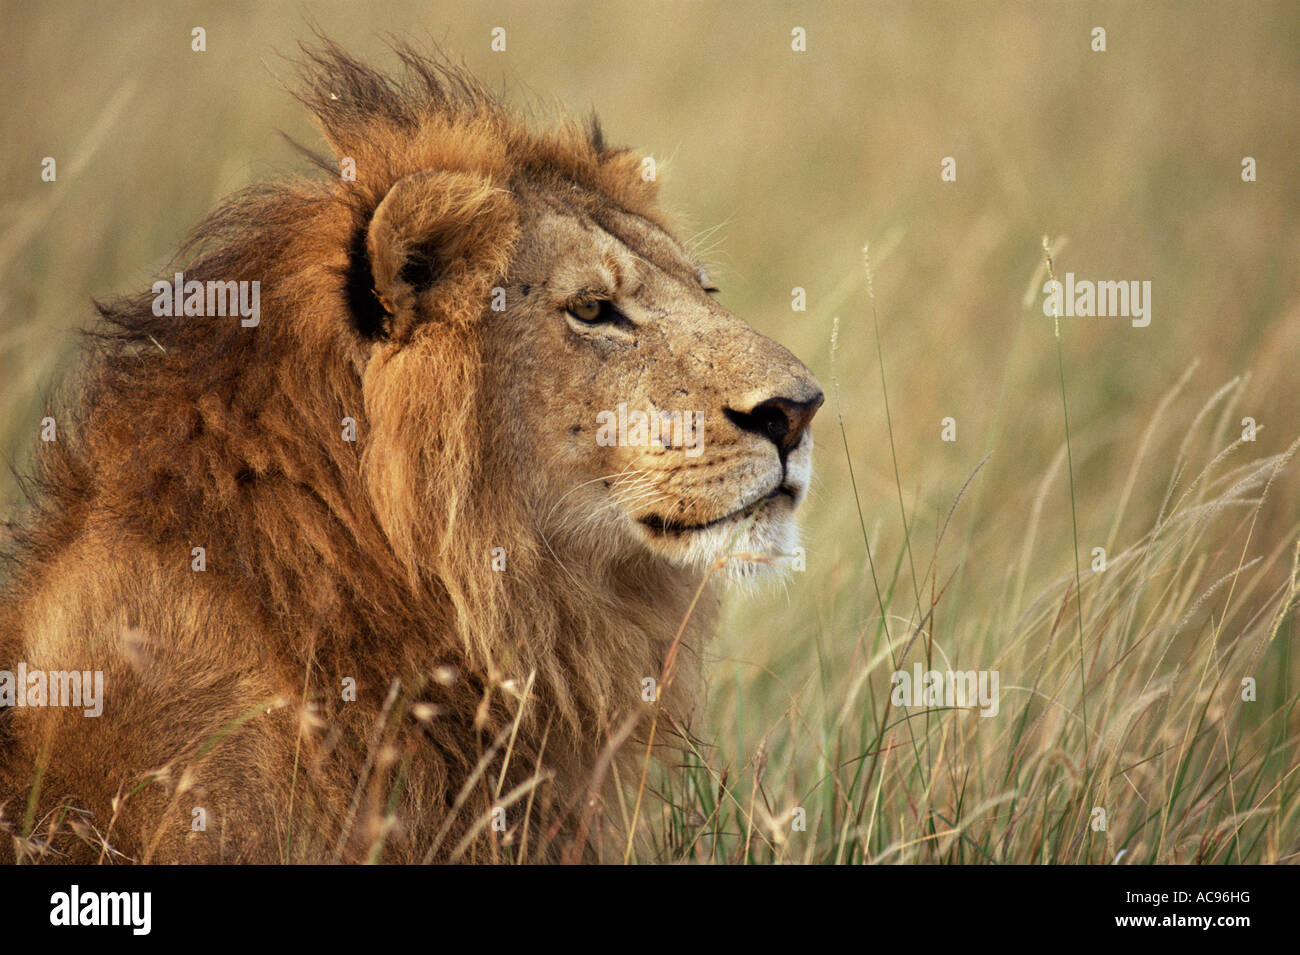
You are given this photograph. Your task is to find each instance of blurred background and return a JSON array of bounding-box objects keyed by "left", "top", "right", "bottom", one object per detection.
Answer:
[{"left": 2, "top": 1, "right": 1297, "bottom": 861}]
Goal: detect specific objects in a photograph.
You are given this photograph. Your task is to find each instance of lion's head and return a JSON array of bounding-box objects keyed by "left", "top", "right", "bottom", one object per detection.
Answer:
[
  {"left": 325, "top": 49, "right": 822, "bottom": 586},
  {"left": 496, "top": 190, "right": 822, "bottom": 573}
]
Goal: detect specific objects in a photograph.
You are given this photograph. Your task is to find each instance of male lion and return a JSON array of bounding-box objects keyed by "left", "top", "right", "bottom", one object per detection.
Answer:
[{"left": 0, "top": 43, "right": 821, "bottom": 863}]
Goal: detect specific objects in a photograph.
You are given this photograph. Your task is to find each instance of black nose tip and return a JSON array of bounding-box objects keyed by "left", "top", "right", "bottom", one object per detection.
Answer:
[{"left": 725, "top": 392, "right": 824, "bottom": 457}]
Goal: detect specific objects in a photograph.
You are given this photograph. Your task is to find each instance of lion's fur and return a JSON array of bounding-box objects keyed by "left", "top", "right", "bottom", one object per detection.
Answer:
[
  {"left": 0, "top": 42, "right": 714, "bottom": 863},
  {"left": 0, "top": 41, "right": 823, "bottom": 864}
]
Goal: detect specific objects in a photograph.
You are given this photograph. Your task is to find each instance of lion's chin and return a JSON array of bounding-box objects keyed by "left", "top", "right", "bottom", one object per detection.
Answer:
[{"left": 634, "top": 491, "right": 804, "bottom": 581}]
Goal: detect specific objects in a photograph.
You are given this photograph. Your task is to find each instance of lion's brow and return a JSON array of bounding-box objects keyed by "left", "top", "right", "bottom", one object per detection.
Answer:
[{"left": 583, "top": 206, "right": 698, "bottom": 281}]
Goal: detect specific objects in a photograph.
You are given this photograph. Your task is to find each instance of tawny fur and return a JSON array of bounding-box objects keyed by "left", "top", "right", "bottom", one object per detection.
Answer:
[{"left": 0, "top": 42, "right": 819, "bottom": 863}]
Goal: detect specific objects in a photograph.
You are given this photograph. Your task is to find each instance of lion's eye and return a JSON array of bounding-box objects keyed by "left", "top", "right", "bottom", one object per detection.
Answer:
[{"left": 567, "top": 299, "right": 621, "bottom": 324}]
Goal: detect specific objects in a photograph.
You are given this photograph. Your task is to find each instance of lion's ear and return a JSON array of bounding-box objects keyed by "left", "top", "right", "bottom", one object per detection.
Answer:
[{"left": 365, "top": 170, "right": 516, "bottom": 338}]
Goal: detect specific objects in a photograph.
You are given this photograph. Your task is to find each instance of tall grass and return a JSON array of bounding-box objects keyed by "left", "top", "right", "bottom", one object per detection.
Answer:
[{"left": 621, "top": 251, "right": 1300, "bottom": 865}]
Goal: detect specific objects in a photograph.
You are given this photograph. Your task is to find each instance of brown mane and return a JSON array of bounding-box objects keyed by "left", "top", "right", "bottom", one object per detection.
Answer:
[{"left": 0, "top": 41, "right": 708, "bottom": 862}]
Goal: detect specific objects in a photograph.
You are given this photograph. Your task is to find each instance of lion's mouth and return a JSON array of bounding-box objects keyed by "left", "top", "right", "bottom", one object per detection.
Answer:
[{"left": 639, "top": 484, "right": 797, "bottom": 537}]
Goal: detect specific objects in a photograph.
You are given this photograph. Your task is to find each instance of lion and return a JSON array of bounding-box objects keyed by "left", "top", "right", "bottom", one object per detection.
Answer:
[{"left": 0, "top": 42, "right": 822, "bottom": 863}]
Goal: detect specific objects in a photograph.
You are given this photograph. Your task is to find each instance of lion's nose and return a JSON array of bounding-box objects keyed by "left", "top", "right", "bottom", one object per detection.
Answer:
[{"left": 724, "top": 392, "right": 824, "bottom": 457}]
